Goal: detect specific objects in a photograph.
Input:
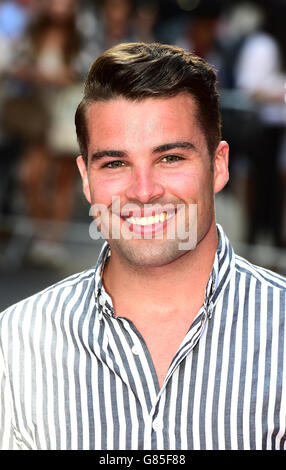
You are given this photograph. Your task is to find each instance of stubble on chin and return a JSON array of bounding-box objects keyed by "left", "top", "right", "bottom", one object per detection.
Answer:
[{"left": 109, "top": 237, "right": 189, "bottom": 268}]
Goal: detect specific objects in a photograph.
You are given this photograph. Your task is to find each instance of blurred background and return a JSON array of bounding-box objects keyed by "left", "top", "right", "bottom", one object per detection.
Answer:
[{"left": 0, "top": 0, "right": 285, "bottom": 310}]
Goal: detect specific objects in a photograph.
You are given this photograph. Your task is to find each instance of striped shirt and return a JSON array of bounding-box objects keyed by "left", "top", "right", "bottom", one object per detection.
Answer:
[{"left": 0, "top": 224, "right": 286, "bottom": 450}]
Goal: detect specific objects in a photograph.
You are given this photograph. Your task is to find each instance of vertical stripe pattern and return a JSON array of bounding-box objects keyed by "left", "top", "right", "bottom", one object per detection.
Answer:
[{"left": 0, "top": 225, "right": 286, "bottom": 450}]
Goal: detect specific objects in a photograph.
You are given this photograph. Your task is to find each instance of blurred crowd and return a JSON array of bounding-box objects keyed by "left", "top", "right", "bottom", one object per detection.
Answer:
[{"left": 0, "top": 0, "right": 285, "bottom": 268}]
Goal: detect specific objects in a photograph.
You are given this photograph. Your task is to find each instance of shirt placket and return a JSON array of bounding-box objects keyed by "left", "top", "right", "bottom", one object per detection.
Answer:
[
  {"left": 146, "top": 306, "right": 210, "bottom": 449},
  {"left": 96, "top": 293, "right": 160, "bottom": 447}
]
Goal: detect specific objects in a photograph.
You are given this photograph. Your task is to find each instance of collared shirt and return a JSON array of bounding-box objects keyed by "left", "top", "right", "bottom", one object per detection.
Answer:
[{"left": 0, "top": 225, "right": 286, "bottom": 450}]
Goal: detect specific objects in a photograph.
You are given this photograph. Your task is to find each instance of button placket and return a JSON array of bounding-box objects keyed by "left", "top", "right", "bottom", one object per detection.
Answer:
[{"left": 152, "top": 418, "right": 163, "bottom": 432}]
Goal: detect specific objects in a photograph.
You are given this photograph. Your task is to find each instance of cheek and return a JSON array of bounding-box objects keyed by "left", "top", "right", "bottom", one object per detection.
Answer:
[
  {"left": 163, "top": 169, "right": 206, "bottom": 200},
  {"left": 88, "top": 174, "right": 129, "bottom": 206}
]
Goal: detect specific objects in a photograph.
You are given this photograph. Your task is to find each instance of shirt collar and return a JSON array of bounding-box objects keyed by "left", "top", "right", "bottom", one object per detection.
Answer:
[
  {"left": 203, "top": 224, "right": 235, "bottom": 319},
  {"left": 94, "top": 243, "right": 113, "bottom": 318},
  {"left": 93, "top": 224, "right": 235, "bottom": 319}
]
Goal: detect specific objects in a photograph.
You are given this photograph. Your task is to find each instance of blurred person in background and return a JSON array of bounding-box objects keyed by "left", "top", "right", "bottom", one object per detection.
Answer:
[
  {"left": 173, "top": 1, "right": 225, "bottom": 76},
  {"left": 234, "top": 1, "right": 286, "bottom": 248},
  {"left": 0, "top": 0, "right": 37, "bottom": 221},
  {"left": 131, "top": 0, "right": 160, "bottom": 43},
  {"left": 95, "top": 0, "right": 134, "bottom": 51},
  {"left": 96, "top": 0, "right": 160, "bottom": 47},
  {"left": 0, "top": 0, "right": 85, "bottom": 264}
]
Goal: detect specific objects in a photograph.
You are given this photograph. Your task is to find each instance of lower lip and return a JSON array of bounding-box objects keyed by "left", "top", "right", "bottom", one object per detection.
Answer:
[{"left": 121, "top": 213, "right": 176, "bottom": 236}]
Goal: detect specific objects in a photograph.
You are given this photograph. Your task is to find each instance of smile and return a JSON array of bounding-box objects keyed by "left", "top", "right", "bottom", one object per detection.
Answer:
[{"left": 125, "top": 212, "right": 173, "bottom": 226}]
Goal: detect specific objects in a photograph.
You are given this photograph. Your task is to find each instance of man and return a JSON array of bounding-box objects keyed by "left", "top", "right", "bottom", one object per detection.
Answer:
[{"left": 0, "top": 42, "right": 286, "bottom": 450}]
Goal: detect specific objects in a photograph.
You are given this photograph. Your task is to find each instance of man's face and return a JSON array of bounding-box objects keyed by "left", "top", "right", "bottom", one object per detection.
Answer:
[{"left": 77, "top": 94, "right": 229, "bottom": 267}]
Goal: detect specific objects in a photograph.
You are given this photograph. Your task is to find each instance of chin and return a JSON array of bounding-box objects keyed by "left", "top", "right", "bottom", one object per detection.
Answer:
[{"left": 111, "top": 239, "right": 191, "bottom": 268}]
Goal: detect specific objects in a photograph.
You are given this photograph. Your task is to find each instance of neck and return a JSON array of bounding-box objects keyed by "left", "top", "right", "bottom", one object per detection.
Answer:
[{"left": 103, "top": 223, "right": 219, "bottom": 320}]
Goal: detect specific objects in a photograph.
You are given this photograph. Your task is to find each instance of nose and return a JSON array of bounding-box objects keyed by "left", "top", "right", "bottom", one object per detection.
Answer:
[{"left": 125, "top": 166, "right": 164, "bottom": 204}]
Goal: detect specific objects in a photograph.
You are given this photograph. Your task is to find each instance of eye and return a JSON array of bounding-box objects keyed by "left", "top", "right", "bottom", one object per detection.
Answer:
[
  {"left": 161, "top": 154, "right": 184, "bottom": 164},
  {"left": 103, "top": 160, "right": 126, "bottom": 169}
]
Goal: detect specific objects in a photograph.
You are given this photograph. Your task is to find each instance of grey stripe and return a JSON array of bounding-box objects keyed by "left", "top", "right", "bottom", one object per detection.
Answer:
[
  {"left": 198, "top": 309, "right": 216, "bottom": 449},
  {"left": 211, "top": 283, "right": 230, "bottom": 449},
  {"left": 87, "top": 307, "right": 97, "bottom": 450},
  {"left": 16, "top": 300, "right": 33, "bottom": 446},
  {"left": 60, "top": 288, "right": 74, "bottom": 450},
  {"left": 76, "top": 280, "right": 95, "bottom": 449},
  {"left": 224, "top": 270, "right": 240, "bottom": 449},
  {"left": 97, "top": 318, "right": 107, "bottom": 449},
  {"left": 186, "top": 336, "right": 200, "bottom": 449},
  {"left": 163, "top": 379, "right": 171, "bottom": 449},
  {"left": 109, "top": 370, "right": 119, "bottom": 450},
  {"left": 236, "top": 272, "right": 251, "bottom": 450},
  {"left": 261, "top": 286, "right": 273, "bottom": 449},
  {"left": 175, "top": 361, "right": 186, "bottom": 450},
  {"left": 50, "top": 287, "right": 66, "bottom": 449},
  {"left": 29, "top": 293, "right": 43, "bottom": 450},
  {"left": 40, "top": 290, "right": 53, "bottom": 449},
  {"left": 249, "top": 278, "right": 261, "bottom": 449}
]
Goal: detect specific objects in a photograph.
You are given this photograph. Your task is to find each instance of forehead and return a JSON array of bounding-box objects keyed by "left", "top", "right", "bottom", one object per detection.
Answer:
[{"left": 85, "top": 94, "right": 207, "bottom": 154}]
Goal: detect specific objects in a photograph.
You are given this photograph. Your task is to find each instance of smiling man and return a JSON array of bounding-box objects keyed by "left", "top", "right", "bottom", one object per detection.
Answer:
[
  {"left": 77, "top": 94, "right": 227, "bottom": 267},
  {"left": 1, "top": 42, "right": 286, "bottom": 451}
]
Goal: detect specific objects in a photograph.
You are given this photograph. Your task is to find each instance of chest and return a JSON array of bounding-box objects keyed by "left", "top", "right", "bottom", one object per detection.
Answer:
[{"left": 134, "top": 318, "right": 193, "bottom": 389}]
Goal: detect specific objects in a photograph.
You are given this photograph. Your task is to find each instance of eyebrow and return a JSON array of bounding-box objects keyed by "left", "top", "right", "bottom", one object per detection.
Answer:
[
  {"left": 90, "top": 141, "right": 197, "bottom": 162},
  {"left": 152, "top": 141, "right": 197, "bottom": 153},
  {"left": 90, "top": 149, "right": 126, "bottom": 162}
]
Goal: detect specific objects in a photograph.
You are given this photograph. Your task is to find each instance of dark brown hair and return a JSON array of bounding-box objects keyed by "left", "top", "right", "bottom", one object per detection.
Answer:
[{"left": 75, "top": 42, "right": 221, "bottom": 163}]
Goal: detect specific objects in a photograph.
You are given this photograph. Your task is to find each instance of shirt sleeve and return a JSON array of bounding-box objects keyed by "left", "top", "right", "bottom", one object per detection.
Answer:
[{"left": 0, "top": 346, "right": 18, "bottom": 449}]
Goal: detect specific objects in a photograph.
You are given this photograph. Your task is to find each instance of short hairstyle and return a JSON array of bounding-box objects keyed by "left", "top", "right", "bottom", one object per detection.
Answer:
[{"left": 75, "top": 42, "right": 222, "bottom": 164}]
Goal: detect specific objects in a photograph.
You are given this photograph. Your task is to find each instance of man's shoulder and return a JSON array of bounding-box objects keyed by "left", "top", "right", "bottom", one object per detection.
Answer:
[
  {"left": 0, "top": 267, "right": 97, "bottom": 325},
  {"left": 234, "top": 252, "right": 286, "bottom": 292}
]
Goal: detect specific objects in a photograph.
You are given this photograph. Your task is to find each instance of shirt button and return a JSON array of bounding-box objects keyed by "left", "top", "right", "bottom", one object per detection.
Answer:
[
  {"left": 152, "top": 419, "right": 162, "bottom": 432},
  {"left": 132, "top": 345, "right": 140, "bottom": 355}
]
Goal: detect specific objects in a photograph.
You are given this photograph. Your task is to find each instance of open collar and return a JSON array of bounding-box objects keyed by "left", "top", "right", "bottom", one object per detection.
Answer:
[{"left": 93, "top": 224, "right": 235, "bottom": 320}]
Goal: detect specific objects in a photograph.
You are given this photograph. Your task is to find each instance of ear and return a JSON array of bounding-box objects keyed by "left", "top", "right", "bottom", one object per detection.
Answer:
[
  {"left": 76, "top": 155, "right": 91, "bottom": 204},
  {"left": 213, "top": 140, "right": 229, "bottom": 194}
]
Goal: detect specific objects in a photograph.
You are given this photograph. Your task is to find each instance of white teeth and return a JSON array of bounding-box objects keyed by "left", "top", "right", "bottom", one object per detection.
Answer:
[{"left": 125, "top": 212, "right": 173, "bottom": 226}]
